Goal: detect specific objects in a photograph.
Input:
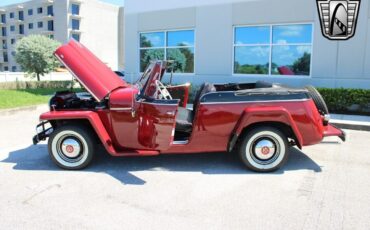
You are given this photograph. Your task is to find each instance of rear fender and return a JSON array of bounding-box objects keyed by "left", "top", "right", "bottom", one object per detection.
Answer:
[
  {"left": 40, "top": 111, "right": 118, "bottom": 156},
  {"left": 229, "top": 107, "right": 304, "bottom": 151}
]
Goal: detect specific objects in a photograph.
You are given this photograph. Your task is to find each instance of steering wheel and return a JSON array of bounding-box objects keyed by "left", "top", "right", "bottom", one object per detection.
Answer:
[{"left": 155, "top": 80, "right": 172, "bottom": 100}]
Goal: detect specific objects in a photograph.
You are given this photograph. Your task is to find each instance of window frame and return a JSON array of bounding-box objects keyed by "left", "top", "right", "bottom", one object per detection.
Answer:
[
  {"left": 71, "top": 33, "right": 80, "bottom": 41},
  {"left": 47, "top": 20, "right": 54, "bottom": 31},
  {"left": 47, "top": 5, "right": 54, "bottom": 16},
  {"left": 71, "top": 19, "right": 80, "bottom": 30},
  {"left": 138, "top": 28, "right": 196, "bottom": 74},
  {"left": 71, "top": 4, "right": 80, "bottom": 16},
  {"left": 232, "top": 22, "right": 314, "bottom": 78}
]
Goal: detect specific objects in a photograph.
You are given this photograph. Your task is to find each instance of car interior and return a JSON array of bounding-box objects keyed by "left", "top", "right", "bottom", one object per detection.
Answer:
[{"left": 139, "top": 61, "right": 276, "bottom": 142}]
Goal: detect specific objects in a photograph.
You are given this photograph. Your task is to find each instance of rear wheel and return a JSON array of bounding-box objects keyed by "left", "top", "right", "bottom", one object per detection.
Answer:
[
  {"left": 239, "top": 127, "right": 289, "bottom": 172},
  {"left": 48, "top": 125, "right": 95, "bottom": 170}
]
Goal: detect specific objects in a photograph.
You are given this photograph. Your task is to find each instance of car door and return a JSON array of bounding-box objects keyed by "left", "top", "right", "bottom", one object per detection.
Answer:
[{"left": 137, "top": 99, "right": 179, "bottom": 150}]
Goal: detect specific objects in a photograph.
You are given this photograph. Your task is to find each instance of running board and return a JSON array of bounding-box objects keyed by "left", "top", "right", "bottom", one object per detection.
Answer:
[{"left": 114, "top": 150, "right": 160, "bottom": 157}]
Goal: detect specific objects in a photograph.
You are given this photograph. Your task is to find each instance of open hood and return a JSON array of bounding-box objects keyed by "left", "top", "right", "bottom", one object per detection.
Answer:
[{"left": 55, "top": 40, "right": 127, "bottom": 102}]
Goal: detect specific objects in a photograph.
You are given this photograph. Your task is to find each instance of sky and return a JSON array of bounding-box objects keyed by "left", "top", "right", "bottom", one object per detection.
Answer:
[{"left": 0, "top": 0, "right": 124, "bottom": 7}]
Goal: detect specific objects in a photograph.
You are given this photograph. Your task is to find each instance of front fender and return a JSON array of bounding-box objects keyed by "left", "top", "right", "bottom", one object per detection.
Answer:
[
  {"left": 230, "top": 106, "right": 304, "bottom": 150},
  {"left": 40, "top": 111, "right": 118, "bottom": 156}
]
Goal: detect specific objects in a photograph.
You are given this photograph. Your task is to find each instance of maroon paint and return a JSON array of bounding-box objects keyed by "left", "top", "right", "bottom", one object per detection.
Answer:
[
  {"left": 55, "top": 40, "right": 127, "bottom": 101},
  {"left": 36, "top": 40, "right": 345, "bottom": 158}
]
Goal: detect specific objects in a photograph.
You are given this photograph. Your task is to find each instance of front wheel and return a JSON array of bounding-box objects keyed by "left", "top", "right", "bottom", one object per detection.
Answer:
[
  {"left": 239, "top": 127, "right": 289, "bottom": 172},
  {"left": 48, "top": 125, "right": 95, "bottom": 170}
]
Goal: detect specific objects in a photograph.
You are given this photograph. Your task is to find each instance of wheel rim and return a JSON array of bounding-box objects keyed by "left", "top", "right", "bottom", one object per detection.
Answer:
[
  {"left": 56, "top": 135, "right": 84, "bottom": 163},
  {"left": 249, "top": 135, "right": 281, "bottom": 166}
]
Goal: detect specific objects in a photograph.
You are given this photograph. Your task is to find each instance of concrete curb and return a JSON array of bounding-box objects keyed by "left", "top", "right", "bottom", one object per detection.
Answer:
[
  {"left": 330, "top": 114, "right": 370, "bottom": 131},
  {"left": 0, "top": 104, "right": 47, "bottom": 116},
  {"left": 331, "top": 122, "right": 370, "bottom": 132}
]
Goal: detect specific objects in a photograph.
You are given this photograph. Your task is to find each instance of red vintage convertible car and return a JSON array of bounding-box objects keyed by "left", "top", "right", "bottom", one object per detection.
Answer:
[{"left": 33, "top": 40, "right": 345, "bottom": 172}]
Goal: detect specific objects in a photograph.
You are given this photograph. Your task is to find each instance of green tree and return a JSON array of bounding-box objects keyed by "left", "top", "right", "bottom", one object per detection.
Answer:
[
  {"left": 140, "top": 49, "right": 165, "bottom": 72},
  {"left": 293, "top": 52, "right": 311, "bottom": 75},
  {"left": 167, "top": 49, "right": 186, "bottom": 73},
  {"left": 15, "top": 35, "right": 61, "bottom": 81}
]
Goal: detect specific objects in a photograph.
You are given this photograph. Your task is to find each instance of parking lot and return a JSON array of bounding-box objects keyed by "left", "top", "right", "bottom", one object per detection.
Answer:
[{"left": 0, "top": 105, "right": 370, "bottom": 230}]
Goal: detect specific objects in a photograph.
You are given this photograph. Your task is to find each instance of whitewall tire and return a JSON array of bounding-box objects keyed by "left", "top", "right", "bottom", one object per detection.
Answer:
[
  {"left": 239, "top": 127, "right": 289, "bottom": 172},
  {"left": 48, "top": 125, "right": 95, "bottom": 170}
]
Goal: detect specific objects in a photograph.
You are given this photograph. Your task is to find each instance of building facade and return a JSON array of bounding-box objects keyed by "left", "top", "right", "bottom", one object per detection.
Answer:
[
  {"left": 124, "top": 0, "right": 370, "bottom": 89},
  {"left": 0, "top": 0, "right": 121, "bottom": 72}
]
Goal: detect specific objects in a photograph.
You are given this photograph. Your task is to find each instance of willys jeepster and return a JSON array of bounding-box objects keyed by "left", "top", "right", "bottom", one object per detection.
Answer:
[{"left": 33, "top": 40, "right": 345, "bottom": 172}]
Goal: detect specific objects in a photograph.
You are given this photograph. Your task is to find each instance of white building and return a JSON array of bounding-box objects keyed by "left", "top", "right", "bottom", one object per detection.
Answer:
[
  {"left": 123, "top": 0, "right": 370, "bottom": 89},
  {"left": 0, "top": 0, "right": 121, "bottom": 72}
]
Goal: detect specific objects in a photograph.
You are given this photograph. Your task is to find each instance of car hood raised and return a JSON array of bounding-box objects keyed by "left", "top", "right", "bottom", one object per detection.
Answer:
[{"left": 54, "top": 40, "right": 127, "bottom": 102}]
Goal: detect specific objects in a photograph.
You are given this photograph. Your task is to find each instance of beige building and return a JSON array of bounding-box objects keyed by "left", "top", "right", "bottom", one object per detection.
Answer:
[{"left": 0, "top": 0, "right": 121, "bottom": 72}]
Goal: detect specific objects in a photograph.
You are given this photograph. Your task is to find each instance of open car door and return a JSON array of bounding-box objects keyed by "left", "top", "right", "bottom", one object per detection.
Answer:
[{"left": 136, "top": 62, "right": 179, "bottom": 150}]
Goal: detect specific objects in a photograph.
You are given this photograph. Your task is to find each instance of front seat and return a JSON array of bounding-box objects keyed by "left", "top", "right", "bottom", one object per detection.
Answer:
[{"left": 175, "top": 83, "right": 216, "bottom": 133}]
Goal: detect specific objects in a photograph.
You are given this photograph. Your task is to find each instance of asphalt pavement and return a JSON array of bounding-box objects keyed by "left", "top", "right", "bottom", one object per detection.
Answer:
[{"left": 0, "top": 105, "right": 370, "bottom": 230}]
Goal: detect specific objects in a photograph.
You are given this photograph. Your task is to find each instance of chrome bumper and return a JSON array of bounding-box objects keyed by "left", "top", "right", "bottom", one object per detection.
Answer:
[{"left": 32, "top": 121, "right": 53, "bottom": 145}]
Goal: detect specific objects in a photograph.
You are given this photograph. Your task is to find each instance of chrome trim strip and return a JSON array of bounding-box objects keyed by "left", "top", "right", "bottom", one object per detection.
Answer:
[
  {"left": 55, "top": 54, "right": 101, "bottom": 102},
  {"left": 200, "top": 98, "right": 310, "bottom": 105},
  {"left": 110, "top": 108, "right": 132, "bottom": 111},
  {"left": 172, "top": 140, "right": 189, "bottom": 145},
  {"left": 140, "top": 101, "right": 179, "bottom": 106}
]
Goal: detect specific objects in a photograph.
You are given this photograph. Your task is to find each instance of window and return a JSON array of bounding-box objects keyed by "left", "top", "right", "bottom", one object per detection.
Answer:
[
  {"left": 71, "top": 33, "right": 80, "bottom": 41},
  {"left": 38, "top": 21, "right": 43, "bottom": 28},
  {"left": 47, "top": 20, "right": 54, "bottom": 31},
  {"left": 71, "top": 4, "right": 80, "bottom": 15},
  {"left": 9, "top": 12, "right": 14, "bottom": 19},
  {"left": 71, "top": 19, "right": 80, "bottom": 30},
  {"left": 28, "top": 9, "right": 33, "bottom": 16},
  {"left": 19, "top": 24, "right": 24, "bottom": 34},
  {"left": 11, "top": 39, "right": 15, "bottom": 45},
  {"left": 2, "top": 40, "right": 7, "bottom": 49},
  {"left": 49, "top": 34, "right": 54, "bottom": 40},
  {"left": 139, "top": 30, "right": 195, "bottom": 73},
  {"left": 4, "top": 52, "right": 8, "bottom": 62},
  {"left": 4, "top": 66, "right": 8, "bottom": 71},
  {"left": 19, "top": 11, "right": 24, "bottom": 21},
  {"left": 29, "top": 23, "right": 33, "bottom": 29},
  {"left": 37, "top": 7, "right": 43, "bottom": 14},
  {"left": 10, "top": 26, "right": 15, "bottom": 32},
  {"left": 11, "top": 51, "right": 15, "bottom": 56},
  {"left": 1, "top": 14, "right": 6, "bottom": 23},
  {"left": 234, "top": 24, "right": 313, "bottom": 76},
  {"left": 1, "top": 27, "right": 6, "bottom": 36},
  {"left": 12, "top": 66, "right": 17, "bottom": 72},
  {"left": 47, "top": 5, "right": 53, "bottom": 16}
]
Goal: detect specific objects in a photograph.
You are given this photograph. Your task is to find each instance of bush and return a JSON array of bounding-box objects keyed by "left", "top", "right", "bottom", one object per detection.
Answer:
[
  {"left": 0, "top": 81, "right": 78, "bottom": 90},
  {"left": 317, "top": 88, "right": 370, "bottom": 115}
]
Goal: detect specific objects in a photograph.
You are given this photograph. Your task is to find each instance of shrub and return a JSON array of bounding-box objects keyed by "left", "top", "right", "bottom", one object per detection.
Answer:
[{"left": 317, "top": 88, "right": 370, "bottom": 115}]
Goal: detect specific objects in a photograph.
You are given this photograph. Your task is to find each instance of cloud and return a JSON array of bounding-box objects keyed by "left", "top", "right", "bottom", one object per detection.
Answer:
[
  {"left": 277, "top": 25, "right": 305, "bottom": 37},
  {"left": 250, "top": 46, "right": 269, "bottom": 58},
  {"left": 276, "top": 39, "right": 288, "bottom": 45},
  {"left": 296, "top": 46, "right": 311, "bottom": 55}
]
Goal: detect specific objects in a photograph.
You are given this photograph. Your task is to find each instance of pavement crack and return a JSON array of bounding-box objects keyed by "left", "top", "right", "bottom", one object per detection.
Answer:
[{"left": 22, "top": 184, "right": 61, "bottom": 205}]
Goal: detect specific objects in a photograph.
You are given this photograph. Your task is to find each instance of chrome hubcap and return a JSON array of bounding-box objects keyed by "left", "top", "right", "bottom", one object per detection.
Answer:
[
  {"left": 254, "top": 139, "right": 276, "bottom": 160},
  {"left": 61, "top": 138, "right": 81, "bottom": 158}
]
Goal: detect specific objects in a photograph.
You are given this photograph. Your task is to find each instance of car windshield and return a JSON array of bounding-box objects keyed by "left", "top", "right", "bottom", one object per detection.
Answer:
[{"left": 135, "top": 62, "right": 156, "bottom": 91}]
